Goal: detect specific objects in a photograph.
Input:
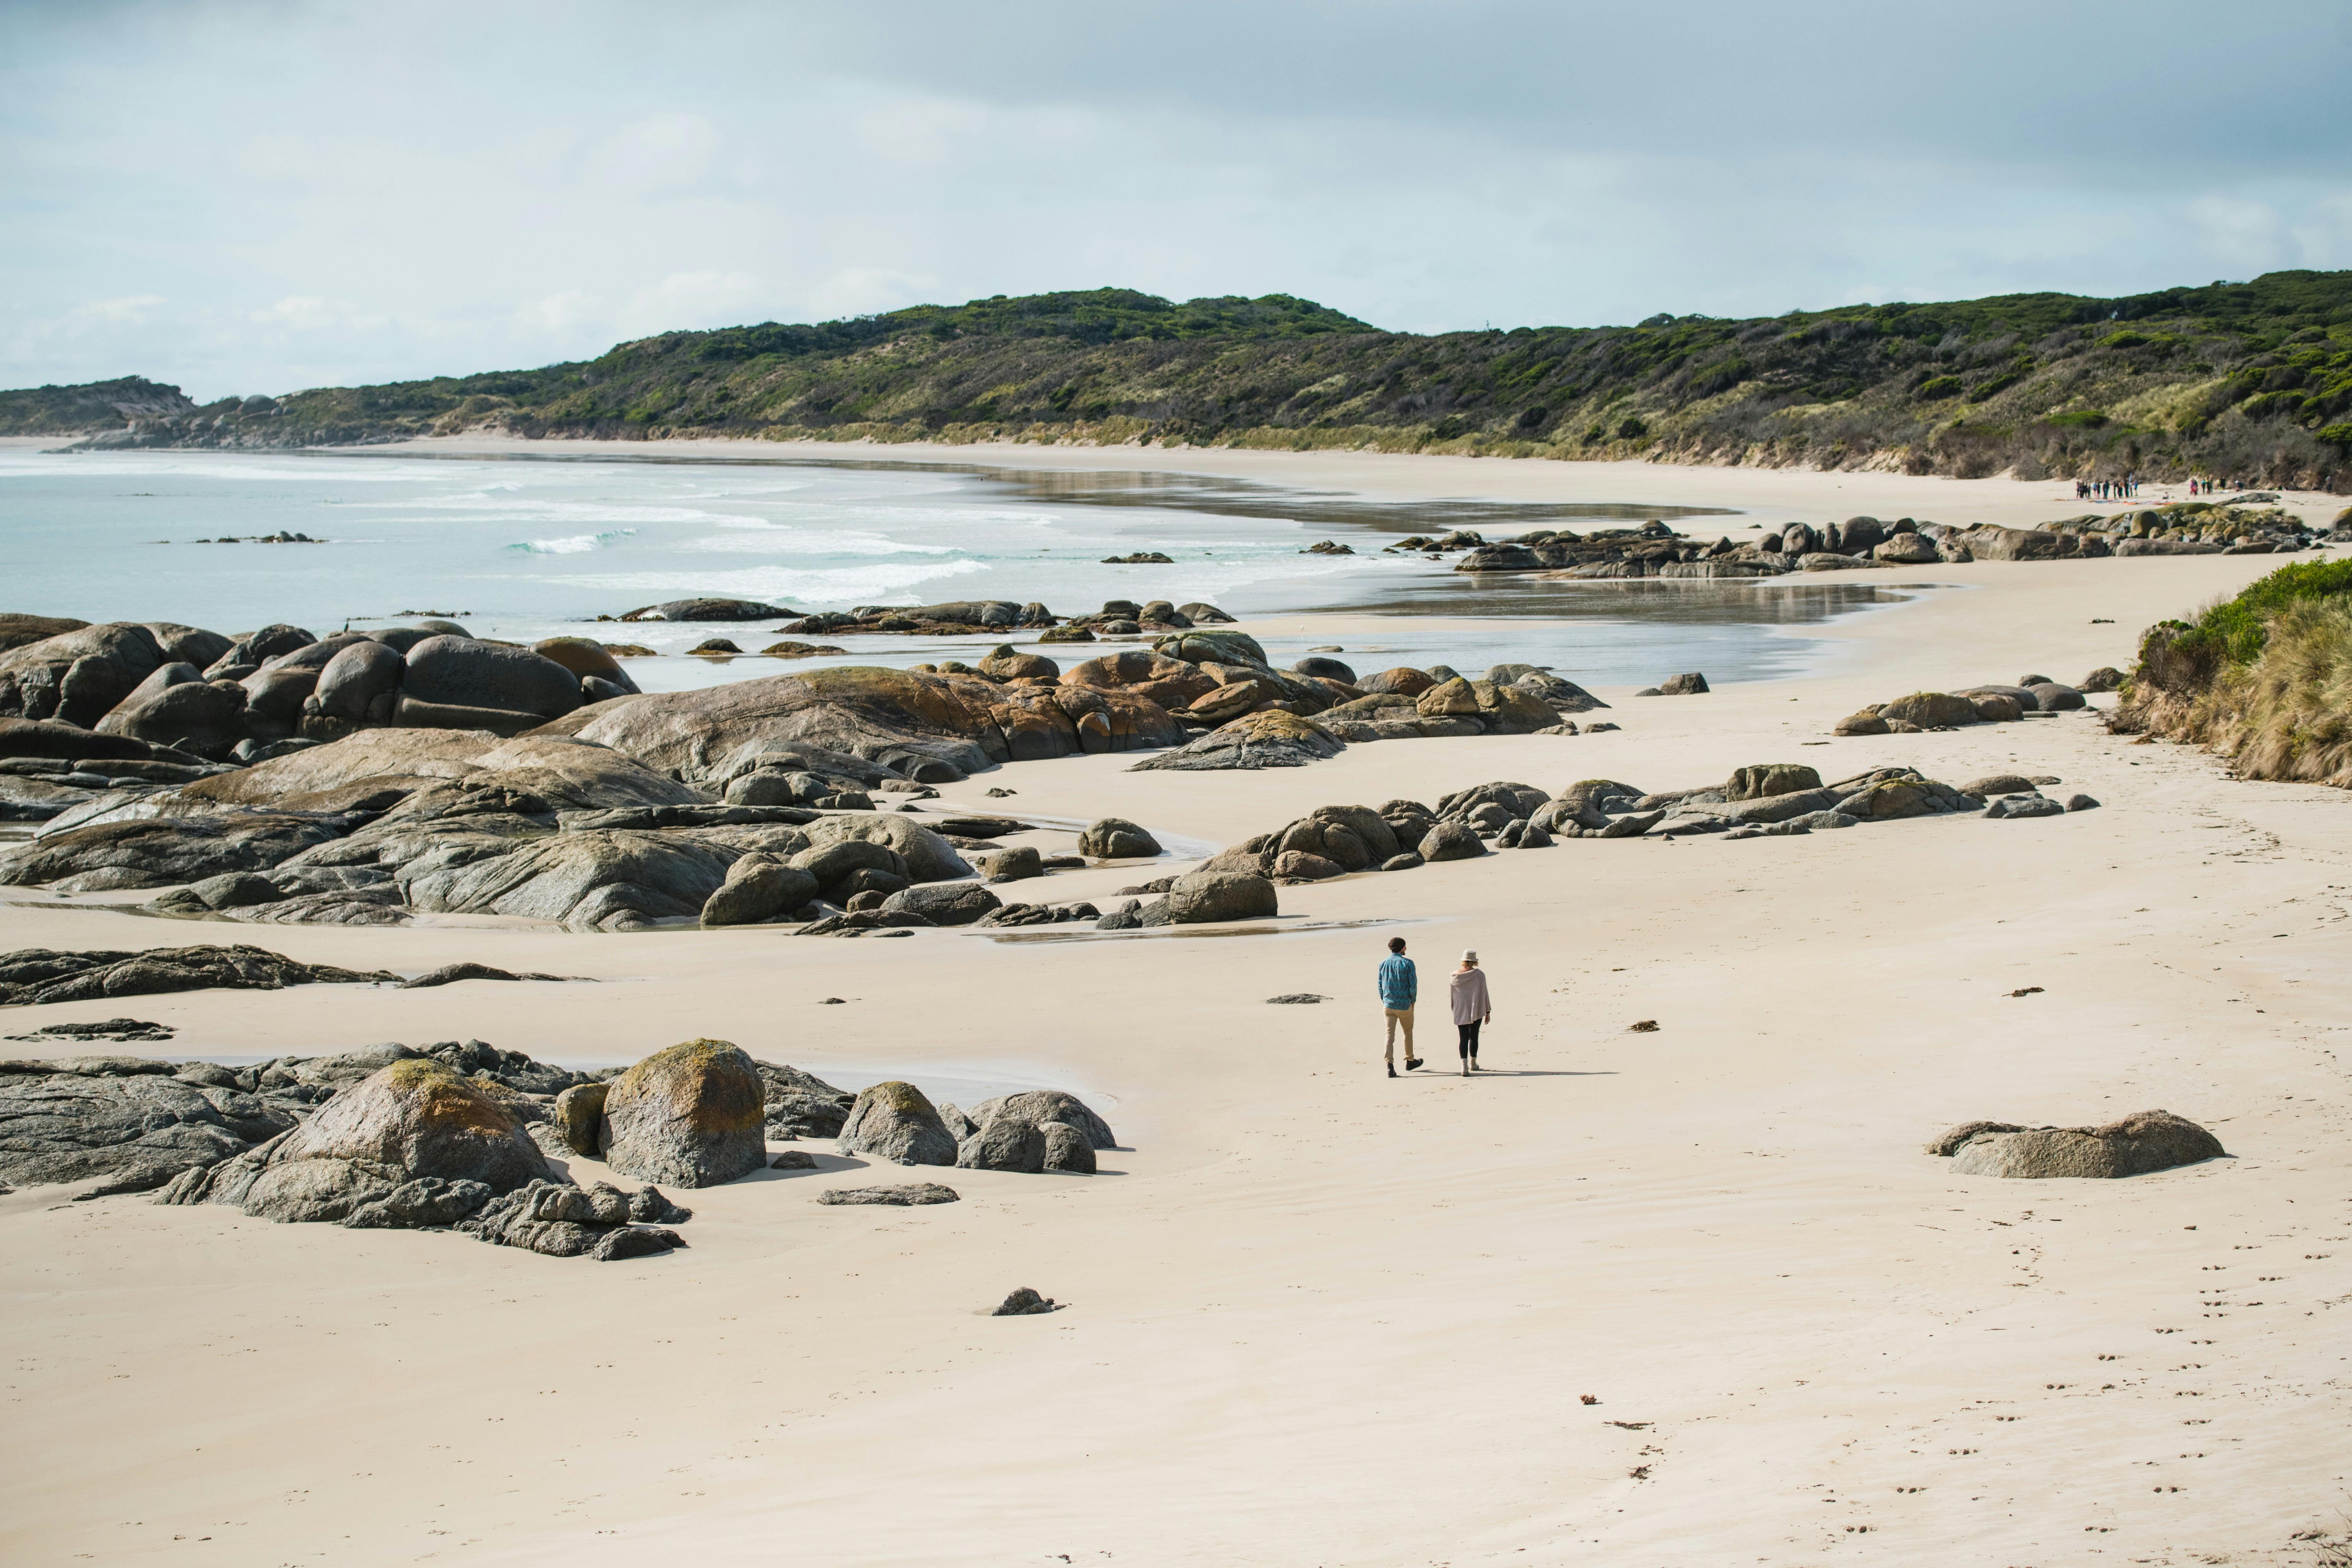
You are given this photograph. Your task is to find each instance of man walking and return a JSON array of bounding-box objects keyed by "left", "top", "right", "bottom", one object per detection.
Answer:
[{"left": 1379, "top": 936, "right": 1421, "bottom": 1077}]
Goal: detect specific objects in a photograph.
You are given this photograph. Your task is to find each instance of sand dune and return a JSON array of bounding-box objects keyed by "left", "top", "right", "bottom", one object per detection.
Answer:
[{"left": 2, "top": 449, "right": 2347, "bottom": 1565}]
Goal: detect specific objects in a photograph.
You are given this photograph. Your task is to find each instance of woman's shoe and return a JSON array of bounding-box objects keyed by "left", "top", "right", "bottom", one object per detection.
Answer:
[{"left": 1404, "top": 1058, "right": 1423, "bottom": 1071}]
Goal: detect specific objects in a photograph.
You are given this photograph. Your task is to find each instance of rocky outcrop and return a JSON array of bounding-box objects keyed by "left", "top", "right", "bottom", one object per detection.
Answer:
[
  {"left": 837, "top": 1080, "right": 958, "bottom": 1166},
  {"left": 965, "top": 1090, "right": 1116, "bottom": 1150},
  {"left": 1078, "top": 817, "right": 1161, "bottom": 859},
  {"left": 0, "top": 1056, "right": 296, "bottom": 1189},
  {"left": 461, "top": 1178, "right": 689, "bottom": 1258},
  {"left": 817, "top": 1181, "right": 960, "bottom": 1205},
  {"left": 0, "top": 943, "right": 395, "bottom": 1006},
  {"left": 1932, "top": 1110, "right": 2224, "bottom": 1178},
  {"left": 598, "top": 1039, "right": 767, "bottom": 1188},
  {"left": 1128, "top": 710, "right": 1344, "bottom": 771}
]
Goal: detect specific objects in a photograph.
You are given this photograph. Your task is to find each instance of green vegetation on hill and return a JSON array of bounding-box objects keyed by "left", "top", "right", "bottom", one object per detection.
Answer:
[{"left": 9, "top": 275, "right": 2351, "bottom": 488}]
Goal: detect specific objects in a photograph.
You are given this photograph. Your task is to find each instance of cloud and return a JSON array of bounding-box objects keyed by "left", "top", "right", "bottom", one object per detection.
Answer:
[
  {"left": 590, "top": 112, "right": 725, "bottom": 198},
  {"left": 69, "top": 294, "right": 167, "bottom": 326}
]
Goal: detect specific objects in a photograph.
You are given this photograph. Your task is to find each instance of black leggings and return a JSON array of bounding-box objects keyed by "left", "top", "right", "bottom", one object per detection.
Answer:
[{"left": 1457, "top": 1020, "right": 1481, "bottom": 1057}]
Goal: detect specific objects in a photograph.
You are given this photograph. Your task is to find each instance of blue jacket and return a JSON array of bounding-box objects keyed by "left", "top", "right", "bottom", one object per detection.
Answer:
[{"left": 1377, "top": 954, "right": 1418, "bottom": 1010}]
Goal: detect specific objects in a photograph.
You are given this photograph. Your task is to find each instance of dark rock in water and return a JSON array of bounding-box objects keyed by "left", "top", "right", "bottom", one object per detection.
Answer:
[
  {"left": 617, "top": 598, "right": 792, "bottom": 622},
  {"left": 402, "top": 636, "right": 583, "bottom": 721},
  {"left": 1266, "top": 993, "right": 1326, "bottom": 1004},
  {"left": 599, "top": 1039, "right": 767, "bottom": 1188},
  {"left": 553, "top": 1082, "right": 608, "bottom": 1156},
  {"left": 956, "top": 1116, "right": 1046, "bottom": 1172},
  {"left": 838, "top": 1080, "right": 958, "bottom": 1166},
  {"left": 817, "top": 1182, "right": 960, "bottom": 1205},
  {"left": 1934, "top": 1110, "right": 2224, "bottom": 1178},
  {"left": 1040, "top": 1122, "right": 1097, "bottom": 1173},
  {"left": 461, "top": 1177, "right": 689, "bottom": 1258},
  {"left": 0, "top": 943, "right": 395, "bottom": 1007},
  {"left": 993, "top": 1286, "right": 1057, "bottom": 1315},
  {"left": 1078, "top": 816, "right": 1161, "bottom": 859}
]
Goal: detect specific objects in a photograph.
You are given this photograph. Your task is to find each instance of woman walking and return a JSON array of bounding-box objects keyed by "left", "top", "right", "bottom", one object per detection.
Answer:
[{"left": 1450, "top": 950, "right": 1492, "bottom": 1075}]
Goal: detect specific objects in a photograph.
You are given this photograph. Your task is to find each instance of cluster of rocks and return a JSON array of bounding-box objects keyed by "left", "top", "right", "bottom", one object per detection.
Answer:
[
  {"left": 1835, "top": 674, "right": 2111, "bottom": 736},
  {"left": 1412, "top": 509, "right": 2317, "bottom": 579},
  {"left": 831, "top": 1077, "right": 1113, "bottom": 1176},
  {"left": 2036, "top": 502, "right": 2319, "bottom": 556},
  {"left": 0, "top": 612, "right": 646, "bottom": 768},
  {"left": 766, "top": 597, "right": 1242, "bottom": 643},
  {"left": 1929, "top": 1110, "right": 2224, "bottom": 1178},
  {"left": 1177, "top": 761, "right": 2100, "bottom": 885}
]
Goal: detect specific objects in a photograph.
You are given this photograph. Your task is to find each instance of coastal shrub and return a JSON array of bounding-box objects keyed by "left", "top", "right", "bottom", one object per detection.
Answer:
[
  {"left": 2317, "top": 422, "right": 2352, "bottom": 447},
  {"left": 1615, "top": 416, "right": 1648, "bottom": 440},
  {"left": 2046, "top": 409, "right": 2109, "bottom": 428},
  {"left": 2102, "top": 329, "right": 2152, "bottom": 348},
  {"left": 1917, "top": 375, "right": 1962, "bottom": 399}
]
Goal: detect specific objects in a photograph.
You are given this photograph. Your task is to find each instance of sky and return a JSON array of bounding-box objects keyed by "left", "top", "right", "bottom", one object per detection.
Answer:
[{"left": 4, "top": 0, "right": 2349, "bottom": 401}]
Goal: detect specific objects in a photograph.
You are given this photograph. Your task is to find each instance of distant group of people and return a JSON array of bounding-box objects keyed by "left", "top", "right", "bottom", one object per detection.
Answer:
[
  {"left": 2076, "top": 474, "right": 2241, "bottom": 502},
  {"left": 1377, "top": 937, "right": 1491, "bottom": 1078}
]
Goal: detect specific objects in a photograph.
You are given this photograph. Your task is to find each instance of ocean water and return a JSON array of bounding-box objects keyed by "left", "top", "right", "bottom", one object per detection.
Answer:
[{"left": 0, "top": 447, "right": 1928, "bottom": 688}]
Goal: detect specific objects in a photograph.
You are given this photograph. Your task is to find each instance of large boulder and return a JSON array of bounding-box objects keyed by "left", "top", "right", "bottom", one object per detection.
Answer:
[
  {"left": 93, "top": 680, "right": 251, "bottom": 759},
  {"left": 1934, "top": 1110, "right": 2223, "bottom": 1178},
  {"left": 599, "top": 1040, "right": 767, "bottom": 1187},
  {"left": 1164, "top": 870, "right": 1277, "bottom": 923},
  {"left": 1357, "top": 667, "right": 1437, "bottom": 697},
  {"left": 0, "top": 717, "right": 189, "bottom": 764},
  {"left": 837, "top": 1081, "right": 958, "bottom": 1166},
  {"left": 1269, "top": 805, "right": 1400, "bottom": 873},
  {"left": 955, "top": 1116, "right": 1046, "bottom": 1172},
  {"left": 3, "top": 813, "right": 346, "bottom": 891},
  {"left": 553, "top": 1082, "right": 609, "bottom": 1156},
  {"left": 403, "top": 637, "right": 583, "bottom": 721},
  {"left": 965, "top": 1090, "right": 1116, "bottom": 1150},
  {"left": 0, "top": 613, "right": 89, "bottom": 653},
  {"left": 0, "top": 1060, "right": 289, "bottom": 1188},
  {"left": 312, "top": 640, "right": 408, "bottom": 723},
  {"left": 1152, "top": 629, "right": 1267, "bottom": 667},
  {"left": 1878, "top": 692, "right": 1980, "bottom": 727},
  {"left": 1418, "top": 821, "right": 1487, "bottom": 861},
  {"left": 880, "top": 881, "right": 1000, "bottom": 926},
  {"left": 398, "top": 829, "right": 747, "bottom": 932},
  {"left": 1872, "top": 533, "right": 1940, "bottom": 564},
  {"left": 0, "top": 622, "right": 167, "bottom": 727},
  {"left": 235, "top": 1058, "right": 552, "bottom": 1222},
  {"left": 700, "top": 854, "right": 819, "bottom": 926},
  {"left": 1078, "top": 817, "right": 1161, "bottom": 859},
  {"left": 1726, "top": 764, "right": 1822, "bottom": 801},
  {"left": 1062, "top": 650, "right": 1219, "bottom": 710},
  {"left": 797, "top": 812, "right": 971, "bottom": 883},
  {"left": 533, "top": 637, "right": 642, "bottom": 695},
  {"left": 2028, "top": 682, "right": 2086, "bottom": 711}
]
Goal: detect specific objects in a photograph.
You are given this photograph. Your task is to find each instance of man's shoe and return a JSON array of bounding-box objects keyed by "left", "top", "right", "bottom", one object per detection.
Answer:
[
  {"left": 1404, "top": 1058, "right": 1423, "bottom": 1071},
  {"left": 1387, "top": 1064, "right": 1397, "bottom": 1078}
]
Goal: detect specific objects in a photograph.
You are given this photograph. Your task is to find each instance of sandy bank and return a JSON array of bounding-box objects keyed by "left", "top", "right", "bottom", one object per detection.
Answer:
[{"left": 1, "top": 548, "right": 2347, "bottom": 1566}]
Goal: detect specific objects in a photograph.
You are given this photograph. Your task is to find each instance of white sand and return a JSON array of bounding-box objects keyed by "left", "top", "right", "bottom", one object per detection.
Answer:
[{"left": 2, "top": 447, "right": 2348, "bottom": 1565}]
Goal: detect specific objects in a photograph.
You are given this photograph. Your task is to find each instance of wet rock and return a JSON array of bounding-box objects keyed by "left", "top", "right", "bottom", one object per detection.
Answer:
[
  {"left": 617, "top": 598, "right": 791, "bottom": 622},
  {"left": 1935, "top": 1110, "right": 2223, "bottom": 1178},
  {"left": 599, "top": 1039, "right": 767, "bottom": 1188},
  {"left": 817, "top": 1181, "right": 960, "bottom": 1205},
  {"left": 837, "top": 1080, "right": 958, "bottom": 1166}
]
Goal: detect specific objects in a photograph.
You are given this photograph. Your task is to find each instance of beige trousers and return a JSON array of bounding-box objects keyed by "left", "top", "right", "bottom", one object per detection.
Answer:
[{"left": 1383, "top": 1006, "right": 1416, "bottom": 1062}]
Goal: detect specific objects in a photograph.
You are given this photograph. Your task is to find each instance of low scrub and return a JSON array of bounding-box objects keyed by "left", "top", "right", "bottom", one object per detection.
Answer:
[{"left": 2116, "top": 559, "right": 2352, "bottom": 786}]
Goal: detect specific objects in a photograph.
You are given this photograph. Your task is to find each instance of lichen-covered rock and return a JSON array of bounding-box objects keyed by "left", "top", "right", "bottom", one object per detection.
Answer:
[
  {"left": 837, "top": 1080, "right": 958, "bottom": 1166},
  {"left": 956, "top": 1116, "right": 1046, "bottom": 1172},
  {"left": 700, "top": 854, "right": 819, "bottom": 926},
  {"left": 969, "top": 1089, "right": 1117, "bottom": 1150},
  {"left": 1726, "top": 764, "right": 1823, "bottom": 801},
  {"left": 596, "top": 1040, "right": 765, "bottom": 1188},
  {"left": 1935, "top": 1110, "right": 2223, "bottom": 1178},
  {"left": 553, "top": 1082, "right": 609, "bottom": 1156},
  {"left": 462, "top": 1178, "right": 689, "bottom": 1257},
  {"left": 266, "top": 1057, "right": 552, "bottom": 1192},
  {"left": 880, "top": 881, "right": 1000, "bottom": 926},
  {"left": 797, "top": 812, "right": 972, "bottom": 884},
  {"left": 817, "top": 1181, "right": 960, "bottom": 1205},
  {"left": 1834, "top": 711, "right": 1891, "bottom": 736}
]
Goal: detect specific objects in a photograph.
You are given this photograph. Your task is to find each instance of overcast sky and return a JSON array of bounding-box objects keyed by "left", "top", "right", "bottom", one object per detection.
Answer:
[{"left": 5, "top": 0, "right": 2348, "bottom": 400}]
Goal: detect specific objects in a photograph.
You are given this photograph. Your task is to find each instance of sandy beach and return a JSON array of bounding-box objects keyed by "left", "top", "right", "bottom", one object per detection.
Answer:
[{"left": 3, "top": 447, "right": 2347, "bottom": 1566}]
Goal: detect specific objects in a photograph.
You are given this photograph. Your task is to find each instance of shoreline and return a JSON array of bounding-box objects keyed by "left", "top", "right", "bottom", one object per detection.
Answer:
[{"left": 2, "top": 467, "right": 2348, "bottom": 1564}]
